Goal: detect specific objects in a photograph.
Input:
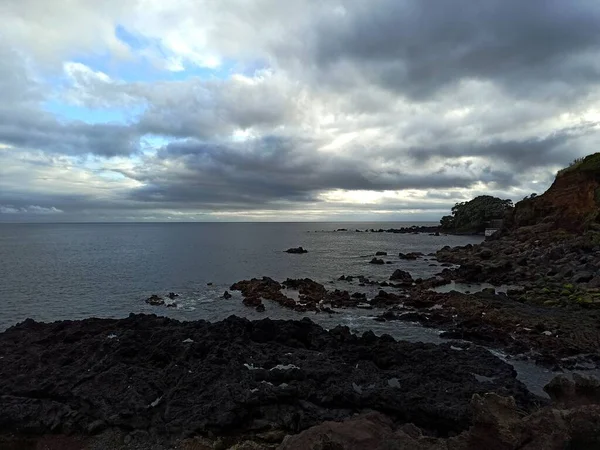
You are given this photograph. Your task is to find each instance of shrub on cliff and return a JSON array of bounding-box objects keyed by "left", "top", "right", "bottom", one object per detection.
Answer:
[{"left": 440, "top": 195, "right": 513, "bottom": 234}]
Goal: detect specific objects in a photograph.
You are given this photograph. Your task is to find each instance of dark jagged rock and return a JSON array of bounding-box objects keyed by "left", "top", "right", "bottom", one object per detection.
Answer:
[
  {"left": 280, "top": 385, "right": 600, "bottom": 450},
  {"left": 357, "top": 275, "right": 376, "bottom": 285},
  {"left": 369, "top": 258, "right": 385, "bottom": 265},
  {"left": 375, "top": 251, "right": 387, "bottom": 256},
  {"left": 374, "top": 289, "right": 600, "bottom": 370},
  {"left": 167, "top": 292, "right": 179, "bottom": 300},
  {"left": 222, "top": 291, "right": 232, "bottom": 299},
  {"left": 145, "top": 294, "right": 164, "bottom": 306},
  {"left": 243, "top": 296, "right": 263, "bottom": 307},
  {"left": 399, "top": 252, "right": 423, "bottom": 260},
  {"left": 324, "top": 290, "right": 356, "bottom": 308},
  {"left": 389, "top": 269, "right": 413, "bottom": 284},
  {"left": 370, "top": 290, "right": 404, "bottom": 307},
  {"left": 544, "top": 374, "right": 600, "bottom": 407},
  {"left": 231, "top": 277, "right": 282, "bottom": 298},
  {"left": 0, "top": 314, "right": 538, "bottom": 443},
  {"left": 367, "top": 226, "right": 440, "bottom": 234},
  {"left": 285, "top": 247, "right": 308, "bottom": 254}
]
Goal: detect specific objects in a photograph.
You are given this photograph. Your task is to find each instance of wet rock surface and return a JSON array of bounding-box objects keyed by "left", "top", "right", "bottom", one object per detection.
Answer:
[
  {"left": 231, "top": 277, "right": 406, "bottom": 312},
  {"left": 376, "top": 288, "right": 600, "bottom": 370},
  {"left": 0, "top": 314, "right": 538, "bottom": 444},
  {"left": 145, "top": 295, "right": 164, "bottom": 306}
]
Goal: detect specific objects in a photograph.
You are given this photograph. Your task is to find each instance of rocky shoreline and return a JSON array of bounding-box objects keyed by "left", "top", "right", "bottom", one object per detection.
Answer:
[
  {"left": 227, "top": 267, "right": 600, "bottom": 371},
  {"left": 2, "top": 313, "right": 600, "bottom": 449}
]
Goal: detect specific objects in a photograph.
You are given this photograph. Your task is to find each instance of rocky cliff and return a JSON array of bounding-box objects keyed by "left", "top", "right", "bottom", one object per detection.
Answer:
[{"left": 505, "top": 153, "right": 600, "bottom": 233}]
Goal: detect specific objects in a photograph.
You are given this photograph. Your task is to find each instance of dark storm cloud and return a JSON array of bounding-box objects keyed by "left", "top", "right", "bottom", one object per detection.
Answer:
[
  {"left": 407, "top": 123, "right": 597, "bottom": 169},
  {"left": 124, "top": 136, "right": 495, "bottom": 209},
  {"left": 306, "top": 0, "right": 600, "bottom": 99},
  {"left": 0, "top": 108, "right": 140, "bottom": 157}
]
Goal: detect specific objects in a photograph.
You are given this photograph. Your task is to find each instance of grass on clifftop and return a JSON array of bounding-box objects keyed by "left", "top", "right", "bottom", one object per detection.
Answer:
[{"left": 557, "top": 153, "right": 600, "bottom": 176}]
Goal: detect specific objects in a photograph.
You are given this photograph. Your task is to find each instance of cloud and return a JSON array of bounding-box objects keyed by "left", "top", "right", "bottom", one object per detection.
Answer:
[
  {"left": 304, "top": 0, "right": 600, "bottom": 100},
  {"left": 0, "top": 0, "right": 600, "bottom": 221},
  {"left": 0, "top": 205, "right": 63, "bottom": 214}
]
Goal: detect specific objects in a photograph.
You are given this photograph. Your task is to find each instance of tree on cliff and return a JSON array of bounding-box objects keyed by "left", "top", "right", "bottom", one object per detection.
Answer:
[{"left": 440, "top": 195, "right": 513, "bottom": 233}]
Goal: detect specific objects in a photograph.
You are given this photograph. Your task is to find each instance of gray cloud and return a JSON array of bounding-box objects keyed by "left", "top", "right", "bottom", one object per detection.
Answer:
[
  {"left": 0, "top": 205, "right": 63, "bottom": 214},
  {"left": 303, "top": 0, "right": 600, "bottom": 100},
  {"left": 0, "top": 1, "right": 599, "bottom": 221},
  {"left": 121, "top": 136, "right": 514, "bottom": 211},
  {"left": 0, "top": 109, "right": 140, "bottom": 157}
]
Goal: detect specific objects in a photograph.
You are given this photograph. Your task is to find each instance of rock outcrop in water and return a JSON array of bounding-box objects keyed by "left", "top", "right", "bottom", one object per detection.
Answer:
[
  {"left": 145, "top": 294, "right": 164, "bottom": 306},
  {"left": 231, "top": 277, "right": 407, "bottom": 312},
  {"left": 285, "top": 247, "right": 308, "bottom": 254},
  {"left": 0, "top": 314, "right": 539, "bottom": 448}
]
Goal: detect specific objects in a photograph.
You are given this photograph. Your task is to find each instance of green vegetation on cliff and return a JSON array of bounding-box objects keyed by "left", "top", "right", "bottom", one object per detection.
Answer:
[
  {"left": 558, "top": 153, "right": 600, "bottom": 176},
  {"left": 440, "top": 195, "right": 513, "bottom": 234}
]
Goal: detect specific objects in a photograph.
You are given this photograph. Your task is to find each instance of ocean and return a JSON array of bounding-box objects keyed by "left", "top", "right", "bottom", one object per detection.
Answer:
[
  {"left": 0, "top": 222, "right": 570, "bottom": 394},
  {"left": 0, "top": 222, "right": 480, "bottom": 330}
]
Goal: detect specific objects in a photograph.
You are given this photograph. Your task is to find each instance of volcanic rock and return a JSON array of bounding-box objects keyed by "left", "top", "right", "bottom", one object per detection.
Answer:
[
  {"left": 390, "top": 269, "right": 413, "bottom": 284},
  {"left": 0, "top": 314, "right": 537, "bottom": 441},
  {"left": 145, "top": 294, "right": 164, "bottom": 306},
  {"left": 285, "top": 247, "right": 308, "bottom": 254}
]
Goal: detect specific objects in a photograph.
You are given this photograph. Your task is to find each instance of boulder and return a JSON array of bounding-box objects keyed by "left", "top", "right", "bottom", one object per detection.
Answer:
[
  {"left": 544, "top": 374, "right": 600, "bottom": 407},
  {"left": 370, "top": 290, "right": 403, "bottom": 307},
  {"left": 278, "top": 412, "right": 397, "bottom": 450},
  {"left": 478, "top": 249, "right": 494, "bottom": 260},
  {"left": 375, "top": 251, "right": 388, "bottom": 256},
  {"left": 145, "top": 294, "right": 164, "bottom": 306},
  {"left": 588, "top": 275, "right": 600, "bottom": 288},
  {"left": 243, "top": 296, "right": 263, "bottom": 307},
  {"left": 390, "top": 269, "right": 413, "bottom": 283},
  {"left": 285, "top": 247, "right": 308, "bottom": 254},
  {"left": 369, "top": 258, "right": 385, "bottom": 265},
  {"left": 399, "top": 252, "right": 422, "bottom": 260},
  {"left": 223, "top": 291, "right": 232, "bottom": 299},
  {"left": 573, "top": 271, "right": 594, "bottom": 283}
]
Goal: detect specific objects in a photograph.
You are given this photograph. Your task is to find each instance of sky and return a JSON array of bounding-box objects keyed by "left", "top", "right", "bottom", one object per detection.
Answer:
[{"left": 1, "top": 0, "right": 600, "bottom": 222}]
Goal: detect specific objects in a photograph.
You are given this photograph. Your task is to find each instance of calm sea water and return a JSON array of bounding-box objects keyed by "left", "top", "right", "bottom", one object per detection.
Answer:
[
  {"left": 0, "top": 222, "right": 480, "bottom": 330},
  {"left": 0, "top": 222, "right": 586, "bottom": 395}
]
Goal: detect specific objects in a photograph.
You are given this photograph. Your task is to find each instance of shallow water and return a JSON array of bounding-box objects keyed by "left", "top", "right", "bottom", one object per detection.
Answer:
[{"left": 432, "top": 281, "right": 523, "bottom": 294}]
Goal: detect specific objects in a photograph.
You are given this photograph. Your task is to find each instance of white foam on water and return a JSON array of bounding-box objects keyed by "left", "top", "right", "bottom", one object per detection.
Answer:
[{"left": 270, "top": 364, "right": 299, "bottom": 371}]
